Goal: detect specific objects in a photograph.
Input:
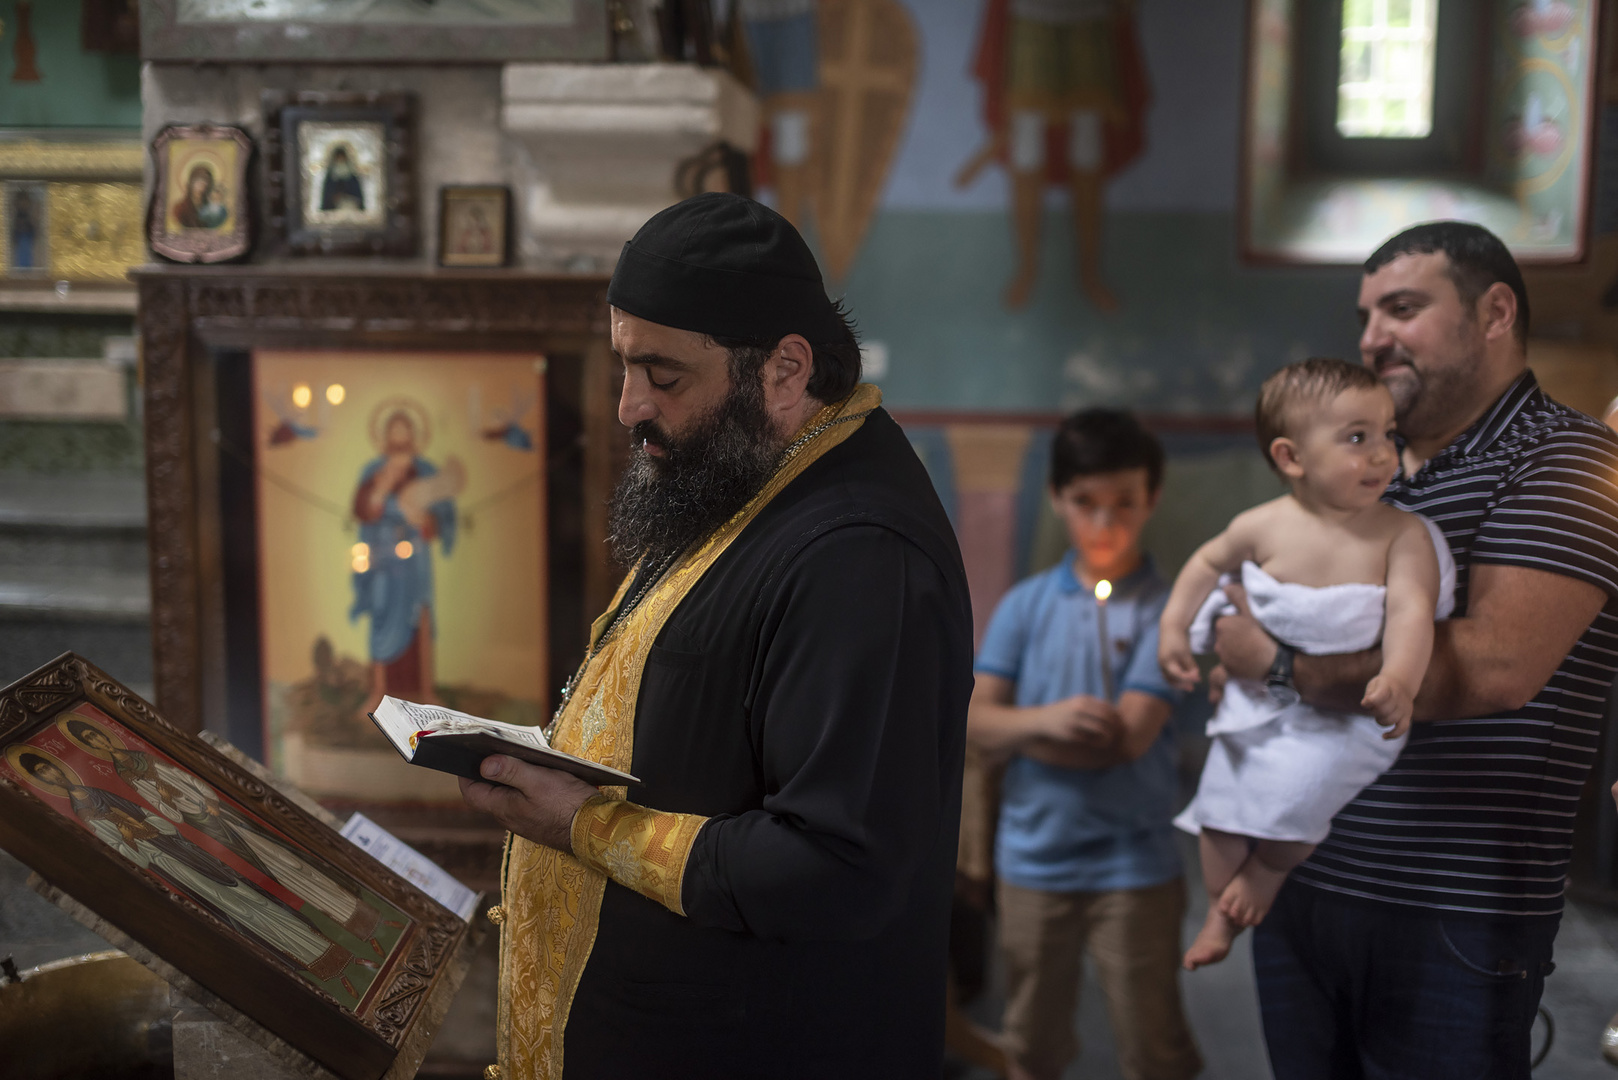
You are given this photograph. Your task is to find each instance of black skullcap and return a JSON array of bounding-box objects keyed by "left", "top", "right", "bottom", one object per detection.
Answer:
[{"left": 607, "top": 192, "right": 844, "bottom": 344}]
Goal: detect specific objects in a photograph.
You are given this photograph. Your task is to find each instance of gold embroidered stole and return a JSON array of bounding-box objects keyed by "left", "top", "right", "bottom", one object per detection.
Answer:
[{"left": 497, "top": 384, "right": 882, "bottom": 1080}]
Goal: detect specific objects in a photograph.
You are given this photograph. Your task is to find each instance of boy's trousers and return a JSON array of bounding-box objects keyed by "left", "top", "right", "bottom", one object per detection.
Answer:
[{"left": 998, "top": 877, "right": 1202, "bottom": 1080}]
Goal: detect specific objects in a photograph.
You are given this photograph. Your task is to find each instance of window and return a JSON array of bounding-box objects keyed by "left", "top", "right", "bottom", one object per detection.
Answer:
[
  {"left": 1241, "top": 0, "right": 1596, "bottom": 264},
  {"left": 1293, "top": 0, "right": 1482, "bottom": 176},
  {"left": 1337, "top": 0, "right": 1440, "bottom": 139}
]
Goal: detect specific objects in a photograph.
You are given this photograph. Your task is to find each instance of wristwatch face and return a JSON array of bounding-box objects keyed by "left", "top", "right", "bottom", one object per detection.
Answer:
[{"left": 1265, "top": 679, "right": 1301, "bottom": 708}]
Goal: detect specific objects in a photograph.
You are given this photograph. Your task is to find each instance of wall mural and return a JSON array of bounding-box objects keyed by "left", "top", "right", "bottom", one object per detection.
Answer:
[
  {"left": 741, "top": 0, "right": 918, "bottom": 282},
  {"left": 955, "top": 0, "right": 1151, "bottom": 310}
]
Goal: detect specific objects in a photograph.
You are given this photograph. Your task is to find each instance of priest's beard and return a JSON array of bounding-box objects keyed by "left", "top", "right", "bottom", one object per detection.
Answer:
[{"left": 607, "top": 359, "right": 782, "bottom": 572}]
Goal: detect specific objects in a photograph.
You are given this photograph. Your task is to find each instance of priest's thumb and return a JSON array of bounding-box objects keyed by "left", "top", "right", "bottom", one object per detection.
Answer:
[{"left": 480, "top": 756, "right": 506, "bottom": 781}]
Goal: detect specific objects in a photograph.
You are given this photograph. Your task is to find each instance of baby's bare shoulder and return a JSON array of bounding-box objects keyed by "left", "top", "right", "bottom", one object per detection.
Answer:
[
  {"left": 1227, "top": 495, "right": 1293, "bottom": 534},
  {"left": 1370, "top": 502, "right": 1429, "bottom": 538},
  {"left": 1366, "top": 505, "right": 1437, "bottom": 559},
  {"left": 1222, "top": 497, "right": 1299, "bottom": 564}
]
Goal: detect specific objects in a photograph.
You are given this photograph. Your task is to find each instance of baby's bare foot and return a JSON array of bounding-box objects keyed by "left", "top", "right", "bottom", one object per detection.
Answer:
[
  {"left": 1218, "top": 863, "right": 1289, "bottom": 927},
  {"left": 1184, "top": 906, "right": 1237, "bottom": 970}
]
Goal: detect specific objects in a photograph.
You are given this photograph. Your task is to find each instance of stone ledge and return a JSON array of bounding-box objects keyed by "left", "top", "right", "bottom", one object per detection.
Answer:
[
  {"left": 502, "top": 101, "right": 739, "bottom": 141},
  {"left": 0, "top": 286, "right": 138, "bottom": 314},
  {"left": 0, "top": 472, "right": 146, "bottom": 529},
  {"left": 503, "top": 61, "right": 745, "bottom": 106},
  {"left": 501, "top": 63, "right": 757, "bottom": 149},
  {"left": 501, "top": 62, "right": 759, "bottom": 267},
  {"left": 0, "top": 569, "right": 150, "bottom": 622},
  {"left": 0, "top": 360, "right": 128, "bottom": 422}
]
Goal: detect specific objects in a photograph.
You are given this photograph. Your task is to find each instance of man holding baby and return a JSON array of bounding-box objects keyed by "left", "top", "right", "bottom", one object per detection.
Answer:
[{"left": 1212, "top": 221, "right": 1618, "bottom": 1079}]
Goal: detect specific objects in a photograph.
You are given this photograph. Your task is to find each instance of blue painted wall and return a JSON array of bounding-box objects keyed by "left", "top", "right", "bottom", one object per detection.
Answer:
[{"left": 846, "top": 210, "right": 1361, "bottom": 412}]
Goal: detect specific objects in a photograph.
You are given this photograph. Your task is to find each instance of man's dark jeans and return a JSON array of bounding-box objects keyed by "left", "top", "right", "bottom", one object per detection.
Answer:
[{"left": 1253, "top": 880, "right": 1559, "bottom": 1080}]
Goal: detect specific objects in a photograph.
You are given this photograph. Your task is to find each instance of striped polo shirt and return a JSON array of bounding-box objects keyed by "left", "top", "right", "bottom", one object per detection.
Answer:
[{"left": 1293, "top": 371, "right": 1618, "bottom": 917}]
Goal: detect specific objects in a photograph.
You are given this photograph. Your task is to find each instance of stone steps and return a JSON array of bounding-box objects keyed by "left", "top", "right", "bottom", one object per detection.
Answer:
[
  {"left": 0, "top": 567, "right": 149, "bottom": 620},
  {"left": 0, "top": 472, "right": 151, "bottom": 694}
]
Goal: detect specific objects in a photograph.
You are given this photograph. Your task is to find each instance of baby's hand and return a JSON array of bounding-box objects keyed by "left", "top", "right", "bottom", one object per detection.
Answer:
[
  {"left": 1158, "top": 633, "right": 1201, "bottom": 692},
  {"left": 1362, "top": 675, "right": 1413, "bottom": 739}
]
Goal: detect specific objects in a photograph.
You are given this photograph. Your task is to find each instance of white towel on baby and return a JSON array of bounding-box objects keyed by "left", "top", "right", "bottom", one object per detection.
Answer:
[{"left": 1173, "top": 515, "right": 1455, "bottom": 844}]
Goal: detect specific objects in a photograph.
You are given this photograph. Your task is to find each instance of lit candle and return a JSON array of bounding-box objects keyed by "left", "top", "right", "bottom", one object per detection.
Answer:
[{"left": 1094, "top": 579, "right": 1114, "bottom": 701}]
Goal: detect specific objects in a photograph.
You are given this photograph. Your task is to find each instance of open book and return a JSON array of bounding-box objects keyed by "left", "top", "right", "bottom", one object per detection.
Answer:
[{"left": 368, "top": 696, "right": 638, "bottom": 788}]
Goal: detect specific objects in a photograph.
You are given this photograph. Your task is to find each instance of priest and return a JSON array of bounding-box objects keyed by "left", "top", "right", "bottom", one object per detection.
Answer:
[{"left": 460, "top": 193, "right": 973, "bottom": 1079}]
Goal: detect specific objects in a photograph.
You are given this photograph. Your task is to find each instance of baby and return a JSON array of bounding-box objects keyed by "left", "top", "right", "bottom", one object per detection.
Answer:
[{"left": 1159, "top": 358, "right": 1452, "bottom": 970}]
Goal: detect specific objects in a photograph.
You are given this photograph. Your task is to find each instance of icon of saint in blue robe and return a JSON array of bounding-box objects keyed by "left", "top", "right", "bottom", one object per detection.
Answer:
[{"left": 349, "top": 412, "right": 464, "bottom": 704}]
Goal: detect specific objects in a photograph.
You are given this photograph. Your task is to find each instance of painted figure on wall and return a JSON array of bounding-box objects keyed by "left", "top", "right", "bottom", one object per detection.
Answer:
[
  {"left": 738, "top": 0, "right": 917, "bottom": 282},
  {"left": 13, "top": 750, "right": 377, "bottom": 998},
  {"left": 60, "top": 715, "right": 388, "bottom": 948},
  {"left": 173, "top": 164, "right": 229, "bottom": 230},
  {"left": 11, "top": 0, "right": 42, "bottom": 83},
  {"left": 321, "top": 145, "right": 366, "bottom": 213},
  {"left": 350, "top": 403, "right": 465, "bottom": 709},
  {"left": 958, "top": 0, "right": 1151, "bottom": 311},
  {"left": 740, "top": 0, "right": 821, "bottom": 228}
]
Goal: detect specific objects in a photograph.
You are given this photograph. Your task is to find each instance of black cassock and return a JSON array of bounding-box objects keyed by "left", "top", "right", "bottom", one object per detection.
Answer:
[{"left": 564, "top": 407, "right": 973, "bottom": 1078}]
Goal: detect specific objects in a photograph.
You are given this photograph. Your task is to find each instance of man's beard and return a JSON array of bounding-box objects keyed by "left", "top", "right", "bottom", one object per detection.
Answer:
[
  {"left": 1374, "top": 343, "right": 1425, "bottom": 421},
  {"left": 607, "top": 364, "right": 783, "bottom": 571},
  {"left": 1371, "top": 324, "right": 1482, "bottom": 441}
]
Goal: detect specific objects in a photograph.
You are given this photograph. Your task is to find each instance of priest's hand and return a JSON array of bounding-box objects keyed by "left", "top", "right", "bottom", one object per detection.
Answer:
[
  {"left": 1210, "top": 582, "right": 1277, "bottom": 682},
  {"left": 458, "top": 755, "right": 600, "bottom": 853}
]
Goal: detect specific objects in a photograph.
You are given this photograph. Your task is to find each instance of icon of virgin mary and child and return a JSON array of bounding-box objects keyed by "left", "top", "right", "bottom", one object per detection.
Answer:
[
  {"left": 350, "top": 404, "right": 465, "bottom": 710},
  {"left": 172, "top": 164, "right": 229, "bottom": 230}
]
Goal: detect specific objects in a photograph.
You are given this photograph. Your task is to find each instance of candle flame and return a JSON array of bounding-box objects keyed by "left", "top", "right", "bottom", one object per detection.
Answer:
[{"left": 1095, "top": 579, "right": 1112, "bottom": 602}]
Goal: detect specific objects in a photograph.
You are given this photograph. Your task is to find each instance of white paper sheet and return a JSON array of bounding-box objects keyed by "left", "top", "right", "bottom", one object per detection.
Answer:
[{"left": 340, "top": 811, "right": 479, "bottom": 922}]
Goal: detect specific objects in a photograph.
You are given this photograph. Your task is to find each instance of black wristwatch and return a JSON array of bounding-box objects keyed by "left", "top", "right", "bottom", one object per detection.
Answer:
[{"left": 1264, "top": 640, "right": 1300, "bottom": 707}]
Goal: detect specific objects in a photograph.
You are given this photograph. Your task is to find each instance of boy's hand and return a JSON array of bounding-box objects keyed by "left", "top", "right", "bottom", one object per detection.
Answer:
[
  {"left": 1037, "top": 695, "right": 1120, "bottom": 748},
  {"left": 1158, "top": 633, "right": 1201, "bottom": 692},
  {"left": 1362, "top": 675, "right": 1413, "bottom": 739}
]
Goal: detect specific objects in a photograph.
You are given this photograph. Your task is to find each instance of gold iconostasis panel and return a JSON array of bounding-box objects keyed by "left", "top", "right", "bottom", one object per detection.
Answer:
[
  {"left": 0, "top": 136, "right": 145, "bottom": 283},
  {"left": 43, "top": 182, "right": 145, "bottom": 282}
]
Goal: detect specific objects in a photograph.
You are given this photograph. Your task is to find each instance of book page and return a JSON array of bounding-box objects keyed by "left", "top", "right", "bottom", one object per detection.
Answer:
[
  {"left": 386, "top": 696, "right": 549, "bottom": 750},
  {"left": 374, "top": 695, "right": 636, "bottom": 783},
  {"left": 369, "top": 697, "right": 419, "bottom": 756}
]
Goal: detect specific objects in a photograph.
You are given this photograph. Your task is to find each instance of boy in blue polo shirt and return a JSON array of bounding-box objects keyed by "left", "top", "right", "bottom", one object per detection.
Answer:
[{"left": 968, "top": 409, "right": 1201, "bottom": 1080}]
